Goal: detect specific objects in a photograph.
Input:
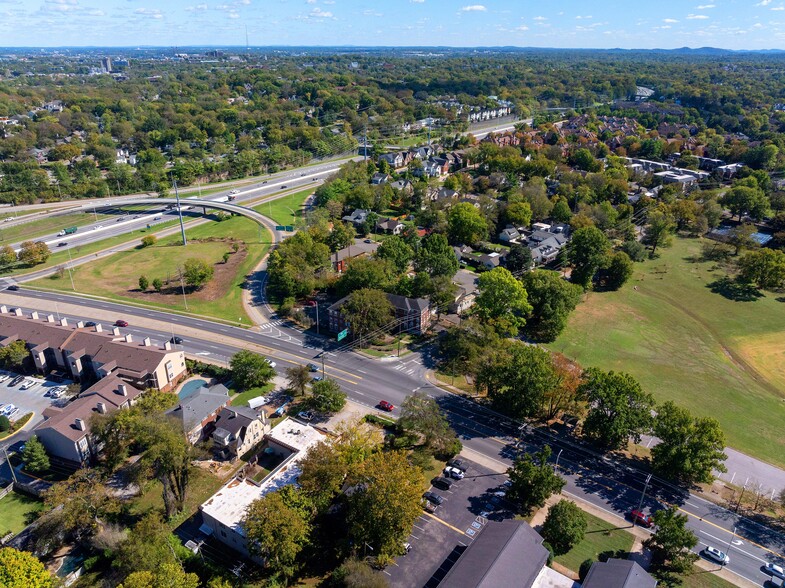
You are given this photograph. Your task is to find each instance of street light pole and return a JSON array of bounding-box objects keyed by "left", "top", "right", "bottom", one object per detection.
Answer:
[
  {"left": 633, "top": 473, "right": 653, "bottom": 527},
  {"left": 554, "top": 448, "right": 563, "bottom": 470},
  {"left": 66, "top": 247, "right": 76, "bottom": 291},
  {"left": 2, "top": 446, "right": 18, "bottom": 484},
  {"left": 315, "top": 301, "right": 319, "bottom": 335},
  {"left": 724, "top": 526, "right": 736, "bottom": 568},
  {"left": 173, "top": 178, "right": 187, "bottom": 247}
]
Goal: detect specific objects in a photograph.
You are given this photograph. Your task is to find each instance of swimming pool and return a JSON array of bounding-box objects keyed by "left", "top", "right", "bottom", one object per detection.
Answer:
[{"left": 178, "top": 379, "right": 207, "bottom": 400}]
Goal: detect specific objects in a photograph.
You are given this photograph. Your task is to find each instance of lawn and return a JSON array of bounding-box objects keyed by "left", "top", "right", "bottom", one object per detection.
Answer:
[
  {"left": 681, "top": 568, "right": 739, "bottom": 588},
  {"left": 230, "top": 384, "right": 274, "bottom": 407},
  {"left": 30, "top": 214, "right": 272, "bottom": 324},
  {"left": 553, "top": 511, "right": 635, "bottom": 573},
  {"left": 550, "top": 236, "right": 785, "bottom": 468},
  {"left": 0, "top": 210, "right": 117, "bottom": 245},
  {"left": 0, "top": 491, "right": 43, "bottom": 537},
  {"left": 253, "top": 187, "right": 314, "bottom": 227}
]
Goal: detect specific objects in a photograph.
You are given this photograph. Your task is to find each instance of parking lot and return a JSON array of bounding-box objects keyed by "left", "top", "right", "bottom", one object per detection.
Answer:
[
  {"left": 385, "top": 458, "right": 514, "bottom": 588},
  {"left": 0, "top": 372, "right": 70, "bottom": 431}
]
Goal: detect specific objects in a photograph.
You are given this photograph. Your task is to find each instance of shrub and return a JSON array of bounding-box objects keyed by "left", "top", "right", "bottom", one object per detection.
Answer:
[
  {"left": 579, "top": 559, "right": 595, "bottom": 581},
  {"left": 542, "top": 500, "right": 588, "bottom": 555},
  {"left": 152, "top": 278, "right": 163, "bottom": 292},
  {"left": 138, "top": 275, "right": 149, "bottom": 291},
  {"left": 0, "top": 415, "right": 9, "bottom": 432},
  {"left": 140, "top": 235, "right": 157, "bottom": 248}
]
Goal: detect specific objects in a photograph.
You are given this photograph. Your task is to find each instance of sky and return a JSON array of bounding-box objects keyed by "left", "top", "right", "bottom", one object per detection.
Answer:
[{"left": 1, "top": 0, "right": 785, "bottom": 50}]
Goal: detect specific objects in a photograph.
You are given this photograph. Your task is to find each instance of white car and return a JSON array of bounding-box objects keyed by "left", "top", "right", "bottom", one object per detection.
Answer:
[
  {"left": 0, "top": 375, "right": 9, "bottom": 382},
  {"left": 444, "top": 466, "right": 465, "bottom": 480},
  {"left": 266, "top": 360, "right": 277, "bottom": 369},
  {"left": 765, "top": 563, "right": 785, "bottom": 580},
  {"left": 703, "top": 546, "right": 729, "bottom": 565},
  {"left": 19, "top": 380, "right": 35, "bottom": 390},
  {"left": 1, "top": 404, "right": 16, "bottom": 417}
]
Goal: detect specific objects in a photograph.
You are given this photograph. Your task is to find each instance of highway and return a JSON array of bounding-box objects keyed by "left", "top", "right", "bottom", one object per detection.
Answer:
[{"left": 1, "top": 287, "right": 784, "bottom": 586}]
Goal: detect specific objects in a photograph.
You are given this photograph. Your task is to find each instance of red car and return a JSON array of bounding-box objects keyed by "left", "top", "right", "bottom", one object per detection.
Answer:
[
  {"left": 629, "top": 510, "right": 654, "bottom": 528},
  {"left": 378, "top": 400, "right": 394, "bottom": 412},
  {"left": 114, "top": 319, "right": 129, "bottom": 327}
]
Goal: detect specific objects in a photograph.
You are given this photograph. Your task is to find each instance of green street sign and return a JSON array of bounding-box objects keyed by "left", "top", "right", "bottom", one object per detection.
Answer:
[
  {"left": 336, "top": 328, "right": 349, "bottom": 341},
  {"left": 275, "top": 225, "right": 285, "bottom": 231},
  {"left": 285, "top": 225, "right": 294, "bottom": 232}
]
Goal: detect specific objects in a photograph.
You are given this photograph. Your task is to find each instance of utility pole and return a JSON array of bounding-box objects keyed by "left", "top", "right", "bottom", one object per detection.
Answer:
[
  {"left": 315, "top": 301, "right": 319, "bottom": 335},
  {"left": 632, "top": 473, "right": 653, "bottom": 527},
  {"left": 172, "top": 177, "right": 187, "bottom": 246},
  {"left": 66, "top": 247, "right": 76, "bottom": 291},
  {"left": 363, "top": 125, "right": 368, "bottom": 163},
  {"left": 177, "top": 266, "right": 189, "bottom": 310}
]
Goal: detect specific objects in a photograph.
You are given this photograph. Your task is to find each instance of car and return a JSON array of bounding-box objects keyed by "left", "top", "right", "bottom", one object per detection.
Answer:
[
  {"left": 116, "top": 217, "right": 124, "bottom": 222},
  {"left": 402, "top": 542, "right": 411, "bottom": 554},
  {"left": 444, "top": 466, "right": 465, "bottom": 480},
  {"left": 266, "top": 360, "right": 276, "bottom": 368},
  {"left": 281, "top": 185, "right": 287, "bottom": 189},
  {"left": 6, "top": 285, "right": 18, "bottom": 291},
  {"left": 629, "top": 510, "right": 654, "bottom": 528},
  {"left": 1, "top": 404, "right": 16, "bottom": 417},
  {"left": 153, "top": 216, "right": 162, "bottom": 220},
  {"left": 229, "top": 189, "right": 239, "bottom": 195},
  {"left": 170, "top": 336, "right": 184, "bottom": 344},
  {"left": 298, "top": 410, "right": 314, "bottom": 421},
  {"left": 304, "top": 300, "right": 317, "bottom": 307},
  {"left": 0, "top": 375, "right": 8, "bottom": 382},
  {"left": 9, "top": 375, "right": 25, "bottom": 387},
  {"left": 114, "top": 319, "right": 129, "bottom": 327},
  {"left": 447, "top": 458, "right": 467, "bottom": 472},
  {"left": 57, "top": 242, "right": 68, "bottom": 247},
  {"left": 19, "top": 380, "right": 35, "bottom": 390},
  {"left": 363, "top": 239, "right": 373, "bottom": 244},
  {"left": 431, "top": 476, "right": 453, "bottom": 491},
  {"left": 3, "top": 217, "right": 13, "bottom": 222},
  {"left": 0, "top": 404, "right": 9, "bottom": 415},
  {"left": 94, "top": 225, "right": 103, "bottom": 230},
  {"left": 311, "top": 375, "right": 323, "bottom": 382},
  {"left": 764, "top": 563, "right": 785, "bottom": 579},
  {"left": 422, "top": 499, "right": 437, "bottom": 513},
  {"left": 703, "top": 546, "right": 729, "bottom": 565},
  {"left": 422, "top": 491, "right": 444, "bottom": 506},
  {"left": 84, "top": 321, "right": 96, "bottom": 327},
  {"left": 378, "top": 400, "right": 394, "bottom": 412},
  {"left": 307, "top": 363, "right": 319, "bottom": 372}
]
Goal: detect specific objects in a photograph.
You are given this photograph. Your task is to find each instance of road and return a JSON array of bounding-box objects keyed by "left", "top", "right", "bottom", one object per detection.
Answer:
[{"left": 2, "top": 287, "right": 784, "bottom": 586}]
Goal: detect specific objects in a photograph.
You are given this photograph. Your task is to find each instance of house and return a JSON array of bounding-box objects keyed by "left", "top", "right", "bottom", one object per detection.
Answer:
[
  {"left": 200, "top": 418, "right": 327, "bottom": 557},
  {"left": 166, "top": 383, "right": 230, "bottom": 445},
  {"left": 653, "top": 170, "right": 697, "bottom": 189},
  {"left": 328, "top": 293, "right": 432, "bottom": 335},
  {"left": 389, "top": 179, "right": 413, "bottom": 194},
  {"left": 35, "top": 374, "right": 143, "bottom": 466},
  {"left": 376, "top": 217, "right": 405, "bottom": 235},
  {"left": 0, "top": 310, "right": 186, "bottom": 392},
  {"left": 583, "top": 559, "right": 657, "bottom": 588},
  {"left": 453, "top": 244, "right": 475, "bottom": 263},
  {"left": 498, "top": 227, "right": 521, "bottom": 243},
  {"left": 331, "top": 240, "right": 380, "bottom": 273},
  {"left": 478, "top": 251, "right": 504, "bottom": 270},
  {"left": 212, "top": 406, "right": 269, "bottom": 460},
  {"left": 341, "top": 209, "right": 370, "bottom": 227},
  {"left": 414, "top": 160, "right": 443, "bottom": 178},
  {"left": 449, "top": 288, "right": 476, "bottom": 314},
  {"left": 378, "top": 153, "right": 404, "bottom": 169},
  {"left": 716, "top": 162, "right": 745, "bottom": 180},
  {"left": 435, "top": 187, "right": 459, "bottom": 202},
  {"left": 371, "top": 173, "right": 390, "bottom": 185},
  {"left": 529, "top": 238, "right": 562, "bottom": 265}
]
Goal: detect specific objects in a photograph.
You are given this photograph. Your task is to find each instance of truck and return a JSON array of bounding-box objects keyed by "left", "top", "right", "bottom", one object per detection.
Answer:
[{"left": 57, "top": 226, "right": 78, "bottom": 236}]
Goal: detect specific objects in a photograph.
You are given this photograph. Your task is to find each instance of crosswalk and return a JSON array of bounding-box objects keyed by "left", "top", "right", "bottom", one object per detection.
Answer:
[{"left": 394, "top": 361, "right": 419, "bottom": 376}]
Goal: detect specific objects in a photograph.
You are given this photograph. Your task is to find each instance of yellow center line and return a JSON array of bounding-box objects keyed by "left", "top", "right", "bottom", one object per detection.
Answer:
[{"left": 422, "top": 511, "right": 467, "bottom": 535}]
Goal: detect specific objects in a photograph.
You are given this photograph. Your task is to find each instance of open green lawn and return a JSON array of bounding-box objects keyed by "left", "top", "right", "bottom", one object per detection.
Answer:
[
  {"left": 553, "top": 511, "right": 635, "bottom": 573},
  {"left": 0, "top": 210, "right": 118, "bottom": 245},
  {"left": 31, "top": 214, "right": 272, "bottom": 324},
  {"left": 253, "top": 187, "right": 314, "bottom": 227},
  {"left": 550, "top": 236, "right": 785, "bottom": 467},
  {"left": 0, "top": 491, "right": 43, "bottom": 536},
  {"left": 681, "top": 568, "right": 739, "bottom": 588},
  {"left": 230, "top": 384, "right": 274, "bottom": 407}
]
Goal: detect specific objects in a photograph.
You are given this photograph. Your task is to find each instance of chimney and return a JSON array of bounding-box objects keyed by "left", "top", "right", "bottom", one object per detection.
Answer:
[
  {"left": 76, "top": 320, "right": 84, "bottom": 328},
  {"left": 13, "top": 308, "right": 22, "bottom": 316},
  {"left": 30, "top": 311, "right": 38, "bottom": 320},
  {"left": 112, "top": 327, "right": 120, "bottom": 336},
  {"left": 46, "top": 314, "right": 55, "bottom": 323},
  {"left": 0, "top": 306, "right": 6, "bottom": 313},
  {"left": 124, "top": 334, "right": 133, "bottom": 343},
  {"left": 97, "top": 402, "right": 107, "bottom": 414},
  {"left": 118, "top": 384, "right": 127, "bottom": 396},
  {"left": 74, "top": 418, "right": 86, "bottom": 431},
  {"left": 59, "top": 317, "right": 67, "bottom": 326},
  {"left": 164, "top": 341, "right": 172, "bottom": 351},
  {"left": 95, "top": 323, "right": 102, "bottom": 333},
  {"left": 143, "top": 337, "right": 151, "bottom": 347}
]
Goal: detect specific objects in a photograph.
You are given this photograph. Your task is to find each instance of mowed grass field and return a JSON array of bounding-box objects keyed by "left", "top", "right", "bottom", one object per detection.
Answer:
[
  {"left": 253, "top": 187, "right": 314, "bottom": 227},
  {"left": 551, "top": 237, "right": 785, "bottom": 467},
  {"left": 32, "top": 214, "right": 272, "bottom": 324}
]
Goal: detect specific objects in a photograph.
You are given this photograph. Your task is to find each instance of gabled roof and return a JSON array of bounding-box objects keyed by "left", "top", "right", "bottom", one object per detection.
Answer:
[
  {"left": 166, "top": 384, "right": 229, "bottom": 433},
  {"left": 583, "top": 558, "right": 657, "bottom": 588},
  {"left": 213, "top": 405, "right": 260, "bottom": 438}
]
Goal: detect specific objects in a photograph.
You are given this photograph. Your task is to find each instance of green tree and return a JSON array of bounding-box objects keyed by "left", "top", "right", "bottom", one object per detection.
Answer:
[
  {"left": 0, "top": 547, "right": 52, "bottom": 588},
  {"left": 728, "top": 223, "right": 758, "bottom": 256},
  {"left": 337, "top": 257, "right": 397, "bottom": 296},
  {"left": 475, "top": 267, "right": 532, "bottom": 336},
  {"left": 327, "top": 222, "right": 356, "bottom": 252},
  {"left": 340, "top": 288, "right": 394, "bottom": 340},
  {"left": 644, "top": 507, "right": 699, "bottom": 576},
  {"left": 722, "top": 185, "right": 769, "bottom": 221},
  {"left": 505, "top": 243, "right": 533, "bottom": 274},
  {"left": 17, "top": 241, "right": 50, "bottom": 266},
  {"left": 230, "top": 350, "right": 276, "bottom": 390},
  {"left": 244, "top": 490, "right": 311, "bottom": 581},
  {"left": 737, "top": 248, "right": 785, "bottom": 290},
  {"left": 309, "top": 378, "right": 347, "bottom": 414},
  {"left": 541, "top": 500, "right": 588, "bottom": 555},
  {"left": 113, "top": 513, "right": 181, "bottom": 577},
  {"left": 0, "top": 415, "right": 9, "bottom": 432},
  {"left": 0, "top": 339, "right": 29, "bottom": 371},
  {"left": 118, "top": 563, "right": 199, "bottom": 588},
  {"left": 44, "top": 469, "right": 119, "bottom": 543},
  {"left": 642, "top": 209, "right": 675, "bottom": 258},
  {"left": 286, "top": 364, "right": 311, "bottom": 396},
  {"left": 182, "top": 257, "right": 214, "bottom": 289},
  {"left": 504, "top": 201, "right": 533, "bottom": 227},
  {"left": 140, "top": 235, "right": 157, "bottom": 248},
  {"left": 580, "top": 368, "right": 654, "bottom": 450},
  {"left": 376, "top": 235, "right": 414, "bottom": 273},
  {"left": 447, "top": 202, "right": 488, "bottom": 245},
  {"left": 521, "top": 269, "right": 583, "bottom": 342},
  {"left": 602, "top": 251, "right": 634, "bottom": 290},
  {"left": 333, "top": 558, "right": 390, "bottom": 588},
  {"left": 415, "top": 233, "right": 458, "bottom": 277},
  {"left": 138, "top": 275, "right": 149, "bottom": 291},
  {"left": 399, "top": 392, "right": 461, "bottom": 459},
  {"left": 0, "top": 245, "right": 16, "bottom": 267},
  {"left": 651, "top": 401, "right": 727, "bottom": 485},
  {"left": 22, "top": 435, "right": 49, "bottom": 474},
  {"left": 151, "top": 278, "right": 163, "bottom": 292},
  {"left": 506, "top": 446, "right": 566, "bottom": 515},
  {"left": 566, "top": 226, "right": 611, "bottom": 289}
]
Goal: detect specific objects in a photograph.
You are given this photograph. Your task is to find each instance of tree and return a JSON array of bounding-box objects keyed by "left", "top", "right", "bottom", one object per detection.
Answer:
[
  {"left": 346, "top": 450, "right": 424, "bottom": 558},
  {"left": 505, "top": 243, "right": 533, "bottom": 274},
  {"left": 415, "top": 233, "right": 458, "bottom": 277},
  {"left": 602, "top": 251, "right": 634, "bottom": 290},
  {"left": 543, "top": 353, "right": 584, "bottom": 421},
  {"left": 286, "top": 364, "right": 311, "bottom": 396},
  {"left": 333, "top": 558, "right": 390, "bottom": 588},
  {"left": 244, "top": 490, "right": 311, "bottom": 581},
  {"left": 152, "top": 278, "right": 163, "bottom": 292},
  {"left": 138, "top": 275, "right": 149, "bottom": 291},
  {"left": 644, "top": 507, "right": 698, "bottom": 576},
  {"left": 17, "top": 241, "right": 50, "bottom": 266},
  {"left": 337, "top": 257, "right": 398, "bottom": 296},
  {"left": 22, "top": 435, "right": 49, "bottom": 473},
  {"left": 0, "top": 547, "right": 52, "bottom": 588},
  {"left": 506, "top": 446, "right": 566, "bottom": 515},
  {"left": 728, "top": 223, "right": 758, "bottom": 256},
  {"left": 44, "top": 469, "right": 119, "bottom": 542},
  {"left": 737, "top": 248, "right": 785, "bottom": 290},
  {"left": 566, "top": 226, "right": 611, "bottom": 289},
  {"left": 340, "top": 288, "right": 394, "bottom": 340},
  {"left": 521, "top": 270, "right": 583, "bottom": 342},
  {"left": 722, "top": 184, "right": 769, "bottom": 221},
  {"left": 376, "top": 235, "right": 414, "bottom": 273},
  {"left": 118, "top": 563, "right": 199, "bottom": 588},
  {"left": 504, "top": 201, "right": 533, "bottom": 228},
  {"left": 0, "top": 415, "right": 9, "bottom": 432},
  {"left": 541, "top": 500, "right": 587, "bottom": 555},
  {"left": 651, "top": 401, "right": 727, "bottom": 485},
  {"left": 112, "top": 512, "right": 179, "bottom": 577},
  {"left": 475, "top": 267, "right": 532, "bottom": 336},
  {"left": 230, "top": 350, "right": 276, "bottom": 390},
  {"left": 309, "top": 378, "right": 347, "bottom": 414},
  {"left": 0, "top": 245, "right": 16, "bottom": 267},
  {"left": 399, "top": 392, "right": 461, "bottom": 458},
  {"left": 0, "top": 339, "right": 29, "bottom": 371},
  {"left": 140, "top": 235, "right": 157, "bottom": 248},
  {"left": 182, "top": 257, "right": 214, "bottom": 289},
  {"left": 447, "top": 202, "right": 488, "bottom": 245},
  {"left": 580, "top": 368, "right": 654, "bottom": 450},
  {"left": 642, "top": 209, "right": 675, "bottom": 258},
  {"left": 327, "top": 222, "right": 356, "bottom": 252}
]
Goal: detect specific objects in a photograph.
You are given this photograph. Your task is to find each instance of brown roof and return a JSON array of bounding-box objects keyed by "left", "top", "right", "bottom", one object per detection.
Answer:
[
  {"left": 36, "top": 374, "right": 144, "bottom": 442},
  {"left": 0, "top": 314, "right": 72, "bottom": 350}
]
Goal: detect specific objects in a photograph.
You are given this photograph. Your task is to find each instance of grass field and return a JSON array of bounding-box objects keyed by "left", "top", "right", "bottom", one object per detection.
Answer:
[
  {"left": 31, "top": 214, "right": 272, "bottom": 324},
  {"left": 253, "top": 187, "right": 314, "bottom": 227},
  {"left": 682, "top": 568, "right": 739, "bottom": 588},
  {"left": 551, "top": 237, "right": 785, "bottom": 467},
  {"left": 230, "top": 384, "right": 274, "bottom": 407},
  {"left": 554, "top": 511, "right": 636, "bottom": 573},
  {"left": 0, "top": 210, "right": 117, "bottom": 245},
  {"left": 0, "top": 491, "right": 43, "bottom": 537}
]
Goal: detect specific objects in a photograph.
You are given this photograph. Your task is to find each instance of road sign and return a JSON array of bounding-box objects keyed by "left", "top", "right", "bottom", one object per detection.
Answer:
[
  {"left": 336, "top": 328, "right": 349, "bottom": 341},
  {"left": 284, "top": 225, "right": 294, "bottom": 232},
  {"left": 274, "top": 225, "right": 285, "bottom": 231}
]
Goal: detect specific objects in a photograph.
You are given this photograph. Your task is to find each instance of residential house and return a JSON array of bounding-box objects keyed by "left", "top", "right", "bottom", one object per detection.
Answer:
[
  {"left": 328, "top": 293, "right": 432, "bottom": 335},
  {"left": 653, "top": 170, "right": 698, "bottom": 189},
  {"left": 498, "top": 227, "right": 521, "bottom": 243},
  {"left": 478, "top": 251, "right": 504, "bottom": 270},
  {"left": 341, "top": 209, "right": 370, "bottom": 227},
  {"left": 35, "top": 374, "right": 144, "bottom": 466},
  {"left": 375, "top": 217, "right": 404, "bottom": 235},
  {"left": 378, "top": 153, "right": 404, "bottom": 169},
  {"left": 434, "top": 187, "right": 459, "bottom": 202},
  {"left": 582, "top": 559, "right": 657, "bottom": 588},
  {"left": 414, "top": 159, "right": 443, "bottom": 178},
  {"left": 526, "top": 230, "right": 569, "bottom": 265},
  {"left": 166, "top": 383, "right": 230, "bottom": 445},
  {"left": 0, "top": 310, "right": 186, "bottom": 392},
  {"left": 453, "top": 244, "right": 475, "bottom": 264},
  {"left": 389, "top": 179, "right": 413, "bottom": 194},
  {"left": 331, "top": 240, "right": 380, "bottom": 273},
  {"left": 716, "top": 162, "right": 745, "bottom": 180},
  {"left": 371, "top": 173, "right": 390, "bottom": 185},
  {"left": 212, "top": 406, "right": 270, "bottom": 460},
  {"left": 481, "top": 132, "right": 520, "bottom": 148}
]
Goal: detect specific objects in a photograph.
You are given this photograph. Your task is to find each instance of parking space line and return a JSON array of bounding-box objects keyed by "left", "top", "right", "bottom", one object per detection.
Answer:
[{"left": 422, "top": 512, "right": 466, "bottom": 535}]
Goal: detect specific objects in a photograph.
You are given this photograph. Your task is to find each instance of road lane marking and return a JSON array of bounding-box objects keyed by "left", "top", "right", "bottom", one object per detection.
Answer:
[{"left": 421, "top": 512, "right": 465, "bottom": 535}]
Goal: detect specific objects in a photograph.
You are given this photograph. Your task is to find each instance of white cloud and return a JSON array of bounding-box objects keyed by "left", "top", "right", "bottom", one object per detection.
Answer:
[
  {"left": 306, "top": 0, "right": 316, "bottom": 3},
  {"left": 87, "top": 9, "right": 104, "bottom": 15},
  {"left": 533, "top": 15, "right": 547, "bottom": 21},
  {"left": 772, "top": 4, "right": 785, "bottom": 9},
  {"left": 663, "top": 18, "right": 679, "bottom": 23},
  {"left": 756, "top": 0, "right": 772, "bottom": 5},
  {"left": 575, "top": 15, "right": 592, "bottom": 19},
  {"left": 686, "top": 13, "right": 710, "bottom": 18},
  {"left": 186, "top": 3, "right": 208, "bottom": 11},
  {"left": 134, "top": 7, "right": 163, "bottom": 18},
  {"left": 515, "top": 25, "right": 528, "bottom": 31},
  {"left": 228, "top": 10, "right": 239, "bottom": 18},
  {"left": 696, "top": 3, "right": 715, "bottom": 8},
  {"left": 410, "top": 0, "right": 425, "bottom": 3},
  {"left": 460, "top": 5, "right": 487, "bottom": 11},
  {"left": 308, "top": 7, "right": 332, "bottom": 17}
]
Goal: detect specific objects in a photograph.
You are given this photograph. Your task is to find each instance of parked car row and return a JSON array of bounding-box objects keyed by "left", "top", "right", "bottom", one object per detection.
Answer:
[{"left": 0, "top": 403, "right": 18, "bottom": 419}]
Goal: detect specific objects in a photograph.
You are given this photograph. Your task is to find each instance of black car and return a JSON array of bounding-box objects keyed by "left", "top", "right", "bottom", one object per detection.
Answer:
[
  {"left": 447, "top": 458, "right": 467, "bottom": 472},
  {"left": 6, "top": 285, "right": 18, "bottom": 291},
  {"left": 84, "top": 321, "right": 96, "bottom": 327},
  {"left": 9, "top": 375, "right": 25, "bottom": 387},
  {"left": 431, "top": 476, "right": 453, "bottom": 491},
  {"left": 170, "top": 336, "right": 184, "bottom": 344},
  {"left": 307, "top": 363, "right": 319, "bottom": 372},
  {"left": 422, "top": 491, "right": 444, "bottom": 506},
  {"left": 57, "top": 242, "right": 68, "bottom": 247}
]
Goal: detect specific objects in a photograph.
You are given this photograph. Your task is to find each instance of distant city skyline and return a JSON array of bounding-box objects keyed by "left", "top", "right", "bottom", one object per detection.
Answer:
[{"left": 1, "top": 0, "right": 785, "bottom": 50}]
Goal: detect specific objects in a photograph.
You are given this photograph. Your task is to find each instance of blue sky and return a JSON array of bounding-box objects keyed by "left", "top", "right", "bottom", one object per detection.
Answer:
[{"left": 1, "top": 0, "right": 784, "bottom": 49}]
